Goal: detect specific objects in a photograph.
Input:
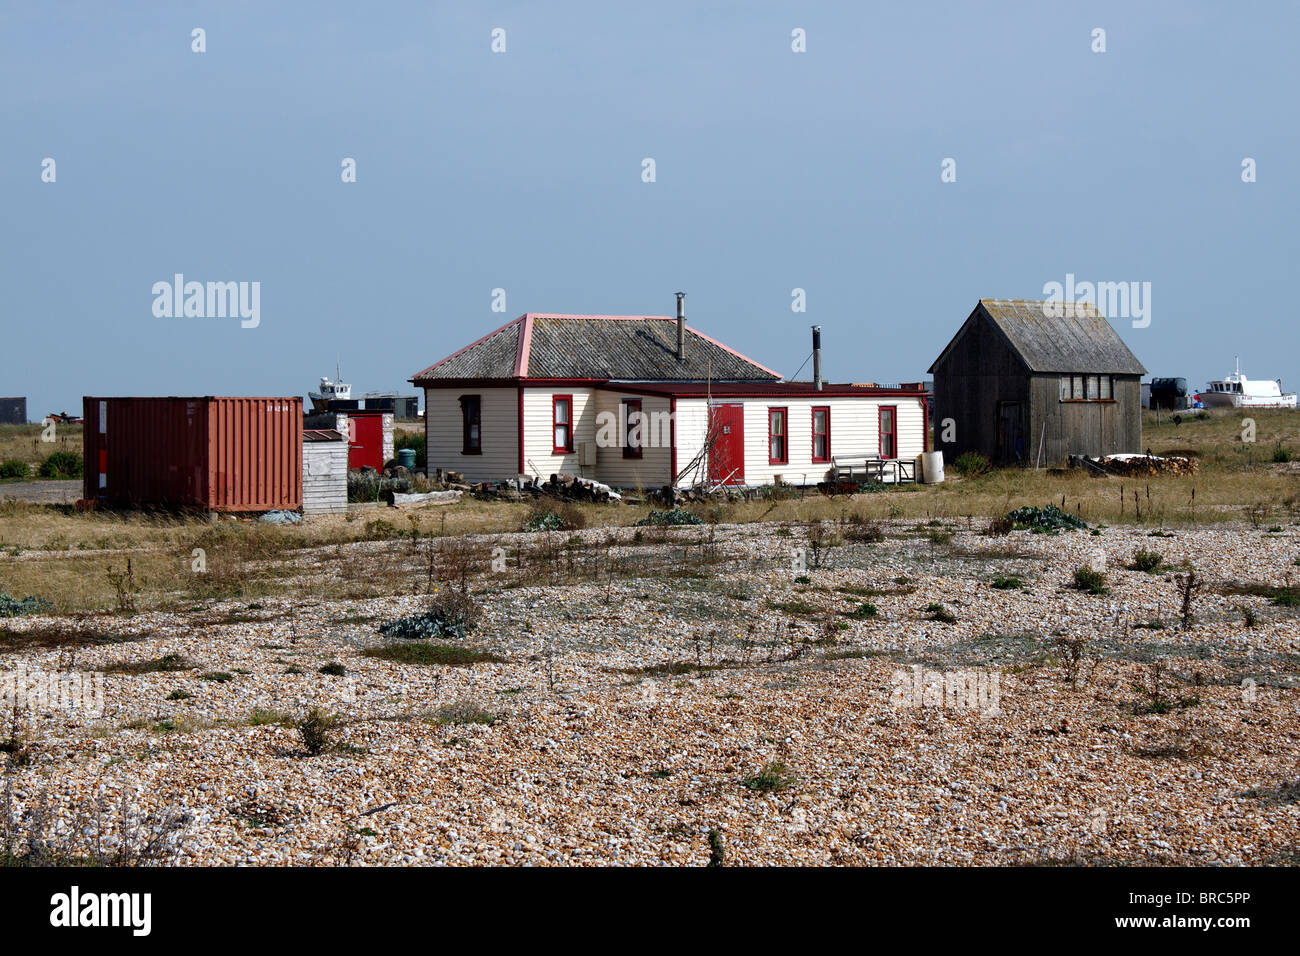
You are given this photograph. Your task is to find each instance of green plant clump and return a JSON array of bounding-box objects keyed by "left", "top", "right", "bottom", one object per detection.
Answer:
[
  {"left": 1005, "top": 505, "right": 1088, "bottom": 533},
  {"left": 1129, "top": 549, "right": 1164, "bottom": 573},
  {"left": 38, "top": 451, "right": 83, "bottom": 479},
  {"left": 523, "top": 510, "right": 566, "bottom": 532},
  {"left": 378, "top": 590, "right": 481, "bottom": 641},
  {"left": 634, "top": 508, "right": 704, "bottom": 527},
  {"left": 742, "top": 762, "right": 797, "bottom": 793},
  {"left": 951, "top": 452, "right": 992, "bottom": 478},
  {"left": 1072, "top": 566, "right": 1109, "bottom": 594},
  {"left": 0, "top": 594, "right": 54, "bottom": 617}
]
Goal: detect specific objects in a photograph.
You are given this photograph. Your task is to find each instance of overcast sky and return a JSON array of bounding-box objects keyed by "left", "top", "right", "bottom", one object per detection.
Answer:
[{"left": 3, "top": 0, "right": 1297, "bottom": 417}]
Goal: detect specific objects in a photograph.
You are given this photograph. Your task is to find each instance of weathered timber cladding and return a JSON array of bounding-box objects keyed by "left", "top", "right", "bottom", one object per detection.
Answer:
[
  {"left": 931, "top": 301, "right": 1145, "bottom": 466},
  {"left": 303, "top": 439, "right": 348, "bottom": 515}
]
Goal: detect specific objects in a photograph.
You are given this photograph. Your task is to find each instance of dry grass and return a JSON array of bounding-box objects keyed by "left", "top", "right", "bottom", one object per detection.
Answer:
[
  {"left": 2, "top": 408, "right": 1298, "bottom": 615},
  {"left": 0, "top": 423, "right": 84, "bottom": 473}
]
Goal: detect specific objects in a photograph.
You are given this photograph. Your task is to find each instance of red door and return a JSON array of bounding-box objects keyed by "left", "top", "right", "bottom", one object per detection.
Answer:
[
  {"left": 349, "top": 414, "right": 384, "bottom": 471},
  {"left": 708, "top": 403, "right": 745, "bottom": 485}
]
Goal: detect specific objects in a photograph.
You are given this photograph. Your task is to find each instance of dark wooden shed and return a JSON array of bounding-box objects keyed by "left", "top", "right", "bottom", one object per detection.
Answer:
[
  {"left": 0, "top": 398, "right": 26, "bottom": 425},
  {"left": 929, "top": 299, "right": 1147, "bottom": 465}
]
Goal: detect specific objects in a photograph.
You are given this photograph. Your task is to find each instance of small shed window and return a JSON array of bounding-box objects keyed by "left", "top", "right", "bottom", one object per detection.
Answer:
[
  {"left": 768, "top": 408, "right": 788, "bottom": 464},
  {"left": 1060, "top": 375, "right": 1115, "bottom": 402},
  {"left": 811, "top": 407, "right": 830, "bottom": 463},
  {"left": 553, "top": 395, "right": 574, "bottom": 454},
  {"left": 460, "top": 396, "right": 482, "bottom": 454}
]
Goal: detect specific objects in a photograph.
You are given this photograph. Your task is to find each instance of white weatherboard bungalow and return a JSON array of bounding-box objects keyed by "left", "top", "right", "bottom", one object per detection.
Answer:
[{"left": 410, "top": 306, "right": 928, "bottom": 489}]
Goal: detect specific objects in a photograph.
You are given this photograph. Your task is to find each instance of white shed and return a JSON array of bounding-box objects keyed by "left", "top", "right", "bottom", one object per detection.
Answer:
[{"left": 302, "top": 429, "right": 348, "bottom": 515}]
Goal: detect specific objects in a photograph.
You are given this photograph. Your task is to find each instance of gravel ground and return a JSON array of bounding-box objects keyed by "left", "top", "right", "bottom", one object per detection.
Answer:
[{"left": 2, "top": 520, "right": 1298, "bottom": 866}]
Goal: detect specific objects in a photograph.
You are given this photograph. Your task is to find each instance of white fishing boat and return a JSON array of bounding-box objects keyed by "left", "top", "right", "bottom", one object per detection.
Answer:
[
  {"left": 1200, "top": 357, "right": 1296, "bottom": 409},
  {"left": 309, "top": 362, "right": 352, "bottom": 411}
]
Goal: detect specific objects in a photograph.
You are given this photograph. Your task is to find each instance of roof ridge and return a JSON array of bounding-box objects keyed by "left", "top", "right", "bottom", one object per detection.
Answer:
[{"left": 525, "top": 313, "right": 676, "bottom": 320}]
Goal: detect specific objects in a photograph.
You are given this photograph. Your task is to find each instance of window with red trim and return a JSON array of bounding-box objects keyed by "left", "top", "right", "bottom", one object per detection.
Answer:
[
  {"left": 768, "top": 407, "right": 788, "bottom": 464},
  {"left": 878, "top": 405, "right": 897, "bottom": 459},
  {"left": 811, "top": 406, "right": 830, "bottom": 463},
  {"left": 552, "top": 395, "right": 574, "bottom": 454},
  {"left": 622, "top": 399, "right": 643, "bottom": 459}
]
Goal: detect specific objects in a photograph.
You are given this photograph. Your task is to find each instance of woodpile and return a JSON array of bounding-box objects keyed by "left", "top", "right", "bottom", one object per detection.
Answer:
[
  {"left": 1072, "top": 454, "right": 1199, "bottom": 478},
  {"left": 469, "top": 473, "right": 622, "bottom": 503}
]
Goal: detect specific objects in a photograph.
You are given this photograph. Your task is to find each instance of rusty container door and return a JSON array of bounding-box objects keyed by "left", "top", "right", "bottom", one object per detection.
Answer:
[
  {"left": 83, "top": 397, "right": 209, "bottom": 508},
  {"left": 206, "top": 397, "right": 302, "bottom": 511}
]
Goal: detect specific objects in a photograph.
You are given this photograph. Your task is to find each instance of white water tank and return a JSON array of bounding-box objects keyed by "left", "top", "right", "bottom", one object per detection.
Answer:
[{"left": 921, "top": 451, "right": 945, "bottom": 484}]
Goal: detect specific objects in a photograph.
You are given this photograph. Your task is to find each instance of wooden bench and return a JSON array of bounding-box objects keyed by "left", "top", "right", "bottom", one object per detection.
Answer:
[{"left": 830, "top": 456, "right": 916, "bottom": 484}]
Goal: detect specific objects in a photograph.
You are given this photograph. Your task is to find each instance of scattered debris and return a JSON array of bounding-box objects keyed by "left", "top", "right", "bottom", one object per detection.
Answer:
[
  {"left": 389, "top": 490, "right": 462, "bottom": 508},
  {"left": 471, "top": 473, "right": 622, "bottom": 503},
  {"left": 258, "top": 510, "right": 303, "bottom": 525}
]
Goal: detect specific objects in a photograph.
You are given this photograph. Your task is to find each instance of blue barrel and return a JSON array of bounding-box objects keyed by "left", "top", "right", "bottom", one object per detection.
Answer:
[{"left": 397, "top": 448, "right": 416, "bottom": 470}]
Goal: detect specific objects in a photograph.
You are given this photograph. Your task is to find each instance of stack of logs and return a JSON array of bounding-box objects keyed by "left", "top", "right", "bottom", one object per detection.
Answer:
[
  {"left": 1083, "top": 455, "right": 1200, "bottom": 477},
  {"left": 469, "top": 473, "right": 619, "bottom": 503}
]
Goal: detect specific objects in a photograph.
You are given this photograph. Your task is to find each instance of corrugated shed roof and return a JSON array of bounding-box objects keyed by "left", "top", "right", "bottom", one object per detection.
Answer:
[
  {"left": 411, "top": 314, "right": 781, "bottom": 383},
  {"left": 303, "top": 429, "right": 345, "bottom": 442},
  {"left": 929, "top": 299, "right": 1147, "bottom": 375}
]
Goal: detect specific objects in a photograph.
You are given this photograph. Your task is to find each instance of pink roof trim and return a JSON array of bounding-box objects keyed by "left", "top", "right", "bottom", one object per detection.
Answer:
[
  {"left": 515, "top": 314, "right": 533, "bottom": 377},
  {"left": 523, "top": 313, "right": 676, "bottom": 321},
  {"left": 683, "top": 323, "right": 783, "bottom": 379}
]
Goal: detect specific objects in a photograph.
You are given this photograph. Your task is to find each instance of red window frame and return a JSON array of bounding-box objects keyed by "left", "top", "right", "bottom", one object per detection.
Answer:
[
  {"left": 460, "top": 395, "right": 482, "bottom": 455},
  {"left": 811, "top": 406, "right": 830, "bottom": 463},
  {"left": 878, "top": 405, "right": 897, "bottom": 459},
  {"left": 622, "top": 399, "right": 643, "bottom": 459},
  {"left": 552, "top": 394, "right": 574, "bottom": 454},
  {"left": 768, "top": 406, "right": 788, "bottom": 465}
]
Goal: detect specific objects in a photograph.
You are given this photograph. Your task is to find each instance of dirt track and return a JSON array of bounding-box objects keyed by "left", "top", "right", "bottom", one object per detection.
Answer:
[{"left": 0, "top": 480, "right": 80, "bottom": 504}]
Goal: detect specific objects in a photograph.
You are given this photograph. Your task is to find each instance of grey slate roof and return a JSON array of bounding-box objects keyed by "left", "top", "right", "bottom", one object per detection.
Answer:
[
  {"left": 412, "top": 314, "right": 781, "bottom": 383},
  {"left": 417, "top": 320, "right": 521, "bottom": 379},
  {"left": 930, "top": 299, "right": 1147, "bottom": 375}
]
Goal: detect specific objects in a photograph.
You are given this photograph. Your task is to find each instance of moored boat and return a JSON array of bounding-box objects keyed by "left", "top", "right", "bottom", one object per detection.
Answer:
[
  {"left": 309, "top": 364, "right": 352, "bottom": 412},
  {"left": 1201, "top": 358, "right": 1296, "bottom": 409}
]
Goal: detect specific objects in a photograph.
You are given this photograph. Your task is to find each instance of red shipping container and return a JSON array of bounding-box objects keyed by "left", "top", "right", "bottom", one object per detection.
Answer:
[{"left": 83, "top": 397, "right": 302, "bottom": 512}]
